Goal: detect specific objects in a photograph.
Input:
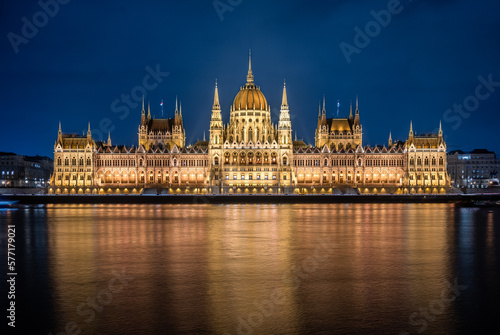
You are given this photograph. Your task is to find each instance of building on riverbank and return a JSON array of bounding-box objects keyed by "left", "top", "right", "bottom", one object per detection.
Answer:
[
  {"left": 1, "top": 152, "right": 53, "bottom": 188},
  {"left": 49, "top": 55, "right": 450, "bottom": 195},
  {"left": 447, "top": 149, "right": 499, "bottom": 189}
]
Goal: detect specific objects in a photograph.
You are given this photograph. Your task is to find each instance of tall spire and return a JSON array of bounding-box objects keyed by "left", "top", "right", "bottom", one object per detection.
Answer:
[
  {"left": 438, "top": 120, "right": 442, "bottom": 136},
  {"left": 107, "top": 132, "right": 112, "bottom": 146},
  {"left": 247, "top": 49, "right": 254, "bottom": 84},
  {"left": 281, "top": 80, "right": 288, "bottom": 107},
  {"left": 322, "top": 95, "right": 326, "bottom": 115},
  {"left": 58, "top": 121, "right": 62, "bottom": 133},
  {"left": 203, "top": 131, "right": 206, "bottom": 141},
  {"left": 175, "top": 95, "right": 178, "bottom": 114},
  {"left": 147, "top": 101, "right": 151, "bottom": 119},
  {"left": 355, "top": 95, "right": 359, "bottom": 114},
  {"left": 87, "top": 122, "right": 91, "bottom": 138},
  {"left": 349, "top": 101, "right": 353, "bottom": 119},
  {"left": 409, "top": 121, "right": 413, "bottom": 137},
  {"left": 213, "top": 79, "right": 220, "bottom": 108},
  {"left": 388, "top": 131, "right": 393, "bottom": 146},
  {"left": 142, "top": 95, "right": 145, "bottom": 112}
]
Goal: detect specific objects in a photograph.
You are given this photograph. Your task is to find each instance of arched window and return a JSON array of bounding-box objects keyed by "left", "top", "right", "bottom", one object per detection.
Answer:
[
  {"left": 72, "top": 157, "right": 76, "bottom": 166},
  {"left": 424, "top": 157, "right": 429, "bottom": 165},
  {"left": 214, "top": 157, "right": 219, "bottom": 165},
  {"left": 57, "top": 157, "right": 61, "bottom": 165},
  {"left": 439, "top": 157, "right": 444, "bottom": 165},
  {"left": 283, "top": 157, "right": 288, "bottom": 165},
  {"left": 417, "top": 157, "right": 422, "bottom": 165}
]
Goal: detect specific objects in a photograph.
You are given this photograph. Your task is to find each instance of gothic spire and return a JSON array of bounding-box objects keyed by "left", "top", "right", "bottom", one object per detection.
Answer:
[
  {"left": 247, "top": 49, "right": 254, "bottom": 84},
  {"left": 281, "top": 80, "right": 288, "bottom": 107},
  {"left": 322, "top": 95, "right": 326, "bottom": 115},
  {"left": 349, "top": 101, "right": 353, "bottom": 119},
  {"left": 147, "top": 101, "right": 151, "bottom": 119},
  {"left": 213, "top": 79, "right": 220, "bottom": 108}
]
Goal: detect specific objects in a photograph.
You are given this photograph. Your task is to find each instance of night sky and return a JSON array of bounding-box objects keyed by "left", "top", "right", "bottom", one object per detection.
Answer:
[{"left": 1, "top": 0, "right": 499, "bottom": 158}]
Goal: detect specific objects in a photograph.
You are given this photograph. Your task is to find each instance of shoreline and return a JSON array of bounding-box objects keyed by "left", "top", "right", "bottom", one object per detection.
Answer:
[{"left": 2, "top": 193, "right": 500, "bottom": 205}]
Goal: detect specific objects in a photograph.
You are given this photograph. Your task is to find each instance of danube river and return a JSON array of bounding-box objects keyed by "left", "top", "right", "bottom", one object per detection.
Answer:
[{"left": 1, "top": 203, "right": 499, "bottom": 334}]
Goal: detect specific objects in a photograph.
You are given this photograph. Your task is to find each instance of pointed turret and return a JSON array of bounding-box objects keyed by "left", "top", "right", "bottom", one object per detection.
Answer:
[
  {"left": 438, "top": 120, "right": 442, "bottom": 137},
  {"left": 179, "top": 100, "right": 183, "bottom": 124},
  {"left": 247, "top": 49, "right": 254, "bottom": 84},
  {"left": 354, "top": 95, "right": 360, "bottom": 126},
  {"left": 141, "top": 96, "right": 146, "bottom": 124},
  {"left": 281, "top": 80, "right": 288, "bottom": 109},
  {"left": 57, "top": 121, "right": 62, "bottom": 143},
  {"left": 147, "top": 101, "right": 151, "bottom": 120},
  {"left": 349, "top": 101, "right": 353, "bottom": 119},
  {"left": 107, "top": 132, "right": 112, "bottom": 146},
  {"left": 321, "top": 95, "right": 327, "bottom": 126},
  {"left": 175, "top": 96, "right": 178, "bottom": 114},
  {"left": 388, "top": 131, "right": 393, "bottom": 147},
  {"left": 87, "top": 122, "right": 92, "bottom": 140},
  {"left": 213, "top": 79, "right": 220, "bottom": 109},
  {"left": 322, "top": 95, "right": 326, "bottom": 115}
]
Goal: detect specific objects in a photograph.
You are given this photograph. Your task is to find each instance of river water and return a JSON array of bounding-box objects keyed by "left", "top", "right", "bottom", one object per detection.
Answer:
[{"left": 1, "top": 203, "right": 499, "bottom": 334}]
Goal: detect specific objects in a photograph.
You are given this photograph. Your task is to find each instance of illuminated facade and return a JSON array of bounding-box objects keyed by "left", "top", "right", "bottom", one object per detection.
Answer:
[{"left": 50, "top": 55, "right": 450, "bottom": 194}]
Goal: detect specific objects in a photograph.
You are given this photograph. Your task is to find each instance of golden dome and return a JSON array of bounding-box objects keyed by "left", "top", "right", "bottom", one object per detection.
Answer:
[
  {"left": 232, "top": 84, "right": 268, "bottom": 111},
  {"left": 232, "top": 51, "right": 268, "bottom": 111}
]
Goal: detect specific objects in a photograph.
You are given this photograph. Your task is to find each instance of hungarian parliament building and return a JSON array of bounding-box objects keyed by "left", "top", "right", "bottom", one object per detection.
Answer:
[{"left": 50, "top": 56, "right": 450, "bottom": 194}]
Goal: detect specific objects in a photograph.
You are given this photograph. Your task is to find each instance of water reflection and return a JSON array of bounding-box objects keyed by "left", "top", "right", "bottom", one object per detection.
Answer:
[{"left": 2, "top": 203, "right": 498, "bottom": 334}]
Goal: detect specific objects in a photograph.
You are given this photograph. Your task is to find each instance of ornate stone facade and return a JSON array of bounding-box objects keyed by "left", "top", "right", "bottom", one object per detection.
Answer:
[{"left": 50, "top": 56, "right": 450, "bottom": 194}]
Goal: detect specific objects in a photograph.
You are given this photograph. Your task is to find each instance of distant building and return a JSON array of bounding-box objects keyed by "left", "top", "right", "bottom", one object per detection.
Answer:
[
  {"left": 50, "top": 54, "right": 450, "bottom": 194},
  {"left": 0, "top": 152, "right": 53, "bottom": 188},
  {"left": 447, "top": 149, "right": 499, "bottom": 189}
]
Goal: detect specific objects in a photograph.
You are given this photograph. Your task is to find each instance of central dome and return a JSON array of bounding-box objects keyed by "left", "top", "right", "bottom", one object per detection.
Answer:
[
  {"left": 232, "top": 52, "right": 268, "bottom": 111},
  {"left": 232, "top": 84, "right": 268, "bottom": 111}
]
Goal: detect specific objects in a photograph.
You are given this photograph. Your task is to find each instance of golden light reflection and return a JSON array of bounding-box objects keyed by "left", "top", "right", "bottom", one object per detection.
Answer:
[{"left": 44, "top": 203, "right": 458, "bottom": 334}]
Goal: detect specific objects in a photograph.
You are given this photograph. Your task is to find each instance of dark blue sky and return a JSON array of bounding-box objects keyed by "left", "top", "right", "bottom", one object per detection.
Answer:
[{"left": 1, "top": 0, "right": 499, "bottom": 157}]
